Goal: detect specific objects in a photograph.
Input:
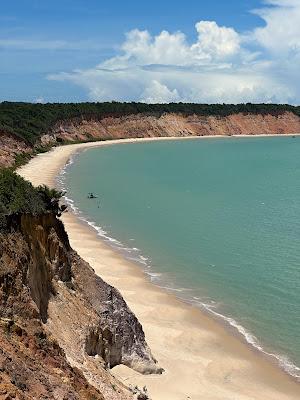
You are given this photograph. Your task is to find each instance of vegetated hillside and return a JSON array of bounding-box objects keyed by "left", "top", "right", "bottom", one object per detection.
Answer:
[
  {"left": 0, "top": 171, "right": 161, "bottom": 399},
  {"left": 0, "top": 169, "right": 66, "bottom": 231},
  {"left": 1, "top": 101, "right": 299, "bottom": 145},
  {"left": 1, "top": 102, "right": 300, "bottom": 168}
]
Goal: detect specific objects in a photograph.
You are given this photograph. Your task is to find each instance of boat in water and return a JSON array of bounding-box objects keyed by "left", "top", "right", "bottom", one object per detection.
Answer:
[{"left": 87, "top": 192, "right": 97, "bottom": 199}]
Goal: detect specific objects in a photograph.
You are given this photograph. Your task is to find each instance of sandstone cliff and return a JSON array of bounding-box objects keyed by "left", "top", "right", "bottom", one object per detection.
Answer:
[
  {"left": 45, "top": 112, "right": 300, "bottom": 144},
  {"left": 0, "top": 213, "right": 161, "bottom": 399},
  {"left": 0, "top": 132, "right": 31, "bottom": 168},
  {"left": 1, "top": 111, "right": 300, "bottom": 168}
]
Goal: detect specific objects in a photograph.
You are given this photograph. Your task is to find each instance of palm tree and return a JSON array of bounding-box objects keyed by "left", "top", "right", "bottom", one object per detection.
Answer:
[{"left": 37, "top": 185, "right": 67, "bottom": 217}]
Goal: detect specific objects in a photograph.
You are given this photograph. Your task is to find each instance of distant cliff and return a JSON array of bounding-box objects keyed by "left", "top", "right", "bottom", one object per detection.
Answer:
[
  {"left": 1, "top": 102, "right": 300, "bottom": 168},
  {"left": 0, "top": 212, "right": 161, "bottom": 399},
  {"left": 45, "top": 111, "right": 300, "bottom": 143}
]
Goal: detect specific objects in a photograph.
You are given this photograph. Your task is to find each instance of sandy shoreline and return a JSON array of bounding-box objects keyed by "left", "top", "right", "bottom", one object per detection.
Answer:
[{"left": 18, "top": 136, "right": 300, "bottom": 400}]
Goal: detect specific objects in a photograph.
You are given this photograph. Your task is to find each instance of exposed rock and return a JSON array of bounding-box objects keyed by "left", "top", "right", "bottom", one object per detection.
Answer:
[
  {"left": 1, "top": 111, "right": 300, "bottom": 168},
  {"left": 0, "top": 317, "right": 105, "bottom": 400},
  {"left": 0, "top": 213, "right": 161, "bottom": 399},
  {"left": 0, "top": 221, "right": 106, "bottom": 399},
  {"left": 0, "top": 132, "right": 31, "bottom": 168},
  {"left": 48, "top": 112, "right": 300, "bottom": 143}
]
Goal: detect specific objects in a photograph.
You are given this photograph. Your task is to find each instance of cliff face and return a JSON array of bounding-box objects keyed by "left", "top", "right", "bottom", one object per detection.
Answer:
[
  {"left": 0, "top": 213, "right": 161, "bottom": 399},
  {"left": 0, "top": 218, "right": 106, "bottom": 400},
  {"left": 45, "top": 111, "right": 300, "bottom": 143},
  {"left": 1, "top": 111, "right": 300, "bottom": 168},
  {"left": 0, "top": 132, "right": 31, "bottom": 168}
]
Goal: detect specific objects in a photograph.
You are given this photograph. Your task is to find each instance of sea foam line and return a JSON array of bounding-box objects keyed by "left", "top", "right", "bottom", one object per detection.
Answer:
[
  {"left": 56, "top": 155, "right": 300, "bottom": 381},
  {"left": 191, "top": 299, "right": 300, "bottom": 380}
]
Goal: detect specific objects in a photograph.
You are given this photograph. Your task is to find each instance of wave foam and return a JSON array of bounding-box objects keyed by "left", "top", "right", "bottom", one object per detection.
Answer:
[
  {"left": 193, "top": 299, "right": 300, "bottom": 380},
  {"left": 56, "top": 161, "right": 300, "bottom": 381}
]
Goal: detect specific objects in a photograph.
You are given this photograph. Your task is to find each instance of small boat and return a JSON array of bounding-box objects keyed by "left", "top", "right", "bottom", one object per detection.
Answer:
[{"left": 87, "top": 192, "right": 97, "bottom": 199}]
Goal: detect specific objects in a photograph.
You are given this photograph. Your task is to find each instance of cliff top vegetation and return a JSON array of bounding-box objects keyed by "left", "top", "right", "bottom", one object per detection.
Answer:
[
  {"left": 0, "top": 169, "right": 65, "bottom": 230},
  {"left": 1, "top": 101, "right": 299, "bottom": 145}
]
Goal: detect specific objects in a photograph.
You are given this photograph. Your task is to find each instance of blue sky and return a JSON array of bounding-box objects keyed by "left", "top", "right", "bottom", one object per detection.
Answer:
[{"left": 1, "top": 0, "right": 299, "bottom": 104}]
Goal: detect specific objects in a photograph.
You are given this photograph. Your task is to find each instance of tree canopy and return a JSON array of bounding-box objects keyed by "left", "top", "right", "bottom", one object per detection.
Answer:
[
  {"left": 1, "top": 101, "right": 299, "bottom": 145},
  {"left": 0, "top": 169, "right": 66, "bottom": 230}
]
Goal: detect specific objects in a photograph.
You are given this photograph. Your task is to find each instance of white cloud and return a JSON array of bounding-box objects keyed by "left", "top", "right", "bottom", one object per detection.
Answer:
[
  {"left": 141, "top": 80, "right": 180, "bottom": 103},
  {"left": 101, "top": 20, "right": 241, "bottom": 69},
  {"left": 48, "top": 1, "right": 300, "bottom": 104},
  {"left": 123, "top": 29, "right": 189, "bottom": 65},
  {"left": 34, "top": 96, "right": 46, "bottom": 104},
  {"left": 252, "top": 0, "right": 300, "bottom": 55},
  {"left": 192, "top": 21, "right": 240, "bottom": 61}
]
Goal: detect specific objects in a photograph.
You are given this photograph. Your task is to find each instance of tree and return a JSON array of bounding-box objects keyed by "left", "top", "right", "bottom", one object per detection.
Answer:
[
  {"left": 0, "top": 169, "right": 68, "bottom": 231},
  {"left": 37, "top": 185, "right": 67, "bottom": 217}
]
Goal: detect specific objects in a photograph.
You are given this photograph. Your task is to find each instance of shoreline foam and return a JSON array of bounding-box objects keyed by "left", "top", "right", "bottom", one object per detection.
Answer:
[
  {"left": 57, "top": 138, "right": 300, "bottom": 381},
  {"left": 18, "top": 136, "right": 300, "bottom": 400}
]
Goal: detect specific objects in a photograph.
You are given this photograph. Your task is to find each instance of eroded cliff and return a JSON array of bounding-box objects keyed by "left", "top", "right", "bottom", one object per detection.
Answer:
[
  {"left": 45, "top": 112, "right": 300, "bottom": 144},
  {"left": 1, "top": 111, "right": 300, "bottom": 169},
  {"left": 0, "top": 132, "right": 31, "bottom": 168},
  {"left": 0, "top": 213, "right": 161, "bottom": 399}
]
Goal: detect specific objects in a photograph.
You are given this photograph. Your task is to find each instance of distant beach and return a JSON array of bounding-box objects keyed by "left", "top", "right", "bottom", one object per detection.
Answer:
[{"left": 18, "top": 136, "right": 300, "bottom": 400}]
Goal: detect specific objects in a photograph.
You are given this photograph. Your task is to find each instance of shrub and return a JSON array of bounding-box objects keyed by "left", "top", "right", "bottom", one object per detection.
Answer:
[
  {"left": 0, "top": 169, "right": 66, "bottom": 230},
  {"left": 0, "top": 169, "right": 45, "bottom": 215}
]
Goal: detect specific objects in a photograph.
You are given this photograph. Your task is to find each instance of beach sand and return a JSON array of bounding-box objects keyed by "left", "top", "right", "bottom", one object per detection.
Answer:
[{"left": 18, "top": 137, "right": 300, "bottom": 400}]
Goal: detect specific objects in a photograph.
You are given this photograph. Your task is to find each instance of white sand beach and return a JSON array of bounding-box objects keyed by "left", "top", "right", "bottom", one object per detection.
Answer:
[{"left": 18, "top": 137, "right": 300, "bottom": 400}]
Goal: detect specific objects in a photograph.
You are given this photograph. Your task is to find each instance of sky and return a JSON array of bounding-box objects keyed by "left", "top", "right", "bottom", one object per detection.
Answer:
[{"left": 1, "top": 0, "right": 300, "bottom": 104}]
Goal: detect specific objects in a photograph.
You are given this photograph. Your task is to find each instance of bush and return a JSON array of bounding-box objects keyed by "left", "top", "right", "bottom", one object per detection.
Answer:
[
  {"left": 37, "top": 185, "right": 67, "bottom": 216},
  {"left": 0, "top": 169, "right": 66, "bottom": 230},
  {"left": 13, "top": 152, "right": 33, "bottom": 169},
  {"left": 0, "top": 169, "right": 45, "bottom": 215}
]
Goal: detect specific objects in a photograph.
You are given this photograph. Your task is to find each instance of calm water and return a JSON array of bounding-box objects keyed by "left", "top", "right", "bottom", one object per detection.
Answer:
[{"left": 60, "top": 137, "right": 300, "bottom": 377}]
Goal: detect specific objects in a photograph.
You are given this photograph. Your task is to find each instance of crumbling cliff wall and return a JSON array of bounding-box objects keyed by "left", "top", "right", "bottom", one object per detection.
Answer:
[
  {"left": 2, "top": 111, "right": 300, "bottom": 168},
  {"left": 0, "top": 213, "right": 161, "bottom": 399}
]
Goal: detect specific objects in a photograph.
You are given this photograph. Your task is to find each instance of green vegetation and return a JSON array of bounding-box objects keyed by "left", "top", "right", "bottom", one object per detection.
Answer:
[
  {"left": 37, "top": 184, "right": 67, "bottom": 216},
  {"left": 0, "top": 169, "right": 66, "bottom": 230},
  {"left": 1, "top": 101, "right": 299, "bottom": 146},
  {"left": 13, "top": 152, "right": 33, "bottom": 169}
]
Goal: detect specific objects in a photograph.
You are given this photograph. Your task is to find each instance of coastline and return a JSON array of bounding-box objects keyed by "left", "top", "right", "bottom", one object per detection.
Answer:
[{"left": 18, "top": 136, "right": 300, "bottom": 400}]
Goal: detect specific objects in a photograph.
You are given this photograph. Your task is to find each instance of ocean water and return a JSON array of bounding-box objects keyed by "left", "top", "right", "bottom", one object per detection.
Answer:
[{"left": 59, "top": 137, "right": 300, "bottom": 378}]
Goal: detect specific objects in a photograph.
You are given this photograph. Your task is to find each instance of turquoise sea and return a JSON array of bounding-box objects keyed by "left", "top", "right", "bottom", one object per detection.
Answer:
[{"left": 59, "top": 137, "right": 300, "bottom": 378}]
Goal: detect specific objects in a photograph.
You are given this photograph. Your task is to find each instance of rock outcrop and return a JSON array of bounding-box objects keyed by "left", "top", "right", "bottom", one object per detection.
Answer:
[
  {"left": 0, "top": 213, "right": 161, "bottom": 399},
  {"left": 0, "top": 132, "right": 31, "bottom": 168}
]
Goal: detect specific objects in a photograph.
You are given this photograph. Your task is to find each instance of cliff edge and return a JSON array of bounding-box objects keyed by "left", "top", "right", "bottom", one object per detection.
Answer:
[
  {"left": 46, "top": 112, "right": 300, "bottom": 144},
  {"left": 0, "top": 212, "right": 161, "bottom": 399},
  {"left": 1, "top": 109, "right": 300, "bottom": 168}
]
